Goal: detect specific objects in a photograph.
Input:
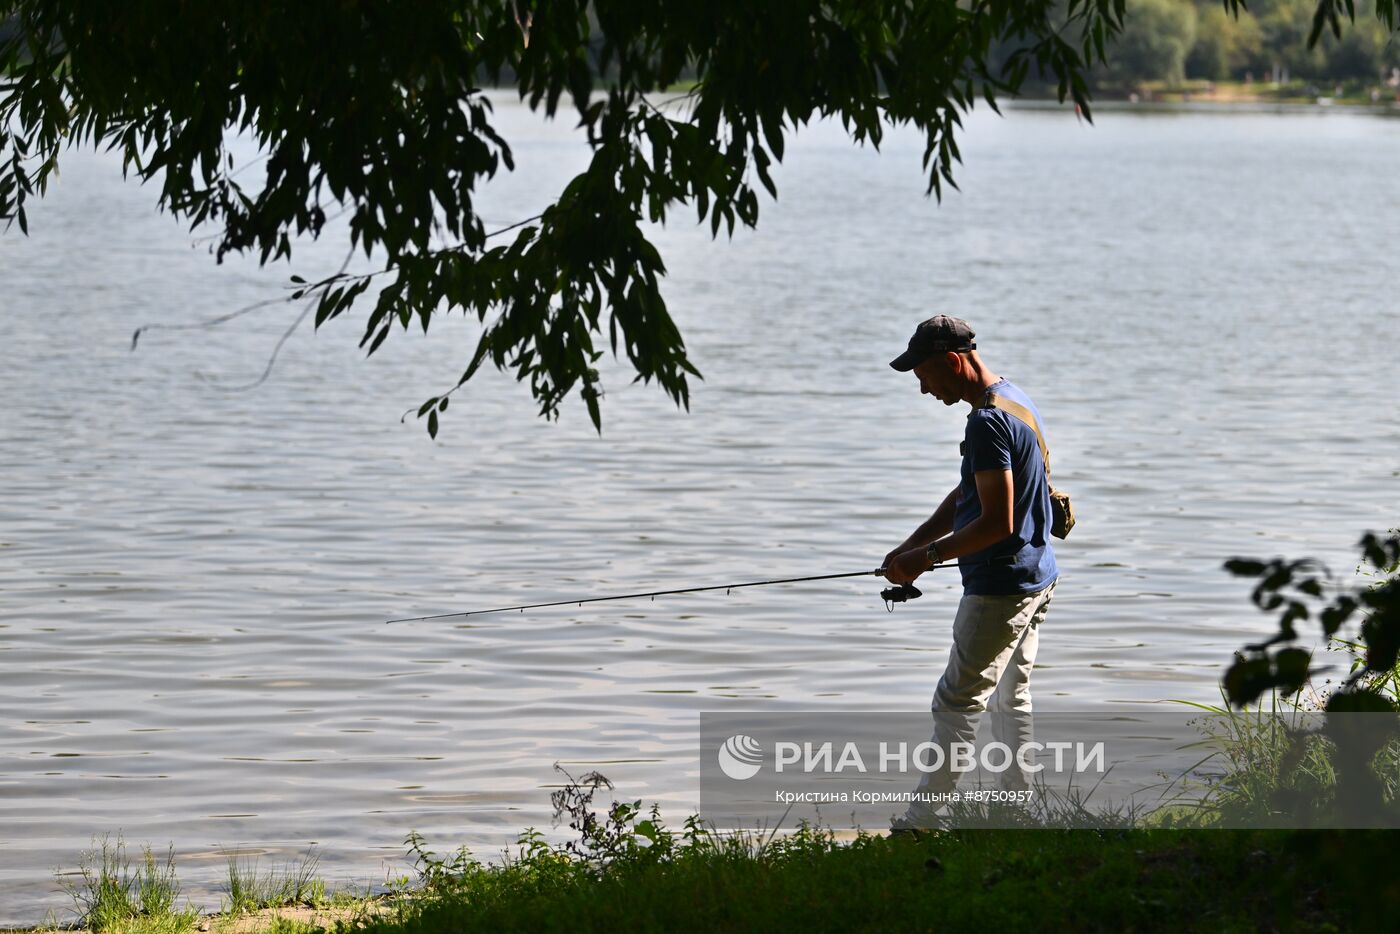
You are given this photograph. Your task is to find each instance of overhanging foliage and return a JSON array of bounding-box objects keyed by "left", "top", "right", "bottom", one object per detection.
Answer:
[
  {"left": 2, "top": 2, "right": 1392, "bottom": 433},
  {"left": 1, "top": 0, "right": 1135, "bottom": 433}
]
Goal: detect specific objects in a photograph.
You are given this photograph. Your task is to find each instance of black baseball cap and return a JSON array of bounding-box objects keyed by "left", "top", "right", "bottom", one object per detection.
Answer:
[{"left": 888, "top": 315, "right": 977, "bottom": 371}]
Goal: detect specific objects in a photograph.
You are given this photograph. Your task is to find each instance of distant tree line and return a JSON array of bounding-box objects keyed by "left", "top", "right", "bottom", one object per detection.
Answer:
[{"left": 1097, "top": 0, "right": 1400, "bottom": 87}]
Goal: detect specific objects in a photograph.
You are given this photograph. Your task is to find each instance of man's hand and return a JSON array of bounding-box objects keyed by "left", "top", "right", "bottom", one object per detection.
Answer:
[
  {"left": 882, "top": 545, "right": 908, "bottom": 573},
  {"left": 883, "top": 547, "right": 931, "bottom": 585}
]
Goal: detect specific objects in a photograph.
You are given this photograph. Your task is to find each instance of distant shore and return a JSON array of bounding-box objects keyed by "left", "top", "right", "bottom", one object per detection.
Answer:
[{"left": 1012, "top": 78, "right": 1400, "bottom": 114}]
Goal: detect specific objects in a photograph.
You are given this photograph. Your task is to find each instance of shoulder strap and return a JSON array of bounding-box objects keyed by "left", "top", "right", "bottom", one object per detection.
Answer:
[{"left": 982, "top": 392, "right": 1051, "bottom": 476}]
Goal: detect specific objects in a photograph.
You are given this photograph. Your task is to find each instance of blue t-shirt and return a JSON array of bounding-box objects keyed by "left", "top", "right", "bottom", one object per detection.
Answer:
[{"left": 954, "top": 379, "right": 1059, "bottom": 596}]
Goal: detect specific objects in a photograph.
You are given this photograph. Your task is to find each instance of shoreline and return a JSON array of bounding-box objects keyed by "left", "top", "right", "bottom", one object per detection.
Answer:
[
  {"left": 0, "top": 899, "right": 391, "bottom": 934},
  {"left": 1009, "top": 96, "right": 1400, "bottom": 116},
  {"left": 1005, "top": 82, "right": 1400, "bottom": 116}
]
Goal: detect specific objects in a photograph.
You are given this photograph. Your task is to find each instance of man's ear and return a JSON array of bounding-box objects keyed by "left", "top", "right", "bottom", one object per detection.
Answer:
[{"left": 944, "top": 351, "right": 963, "bottom": 374}]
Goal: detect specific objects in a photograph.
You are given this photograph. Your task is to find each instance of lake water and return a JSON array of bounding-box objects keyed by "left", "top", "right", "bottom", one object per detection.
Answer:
[{"left": 2, "top": 99, "right": 1398, "bottom": 924}]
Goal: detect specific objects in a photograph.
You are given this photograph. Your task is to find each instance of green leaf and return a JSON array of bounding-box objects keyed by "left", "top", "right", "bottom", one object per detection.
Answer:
[
  {"left": 759, "top": 108, "right": 784, "bottom": 162},
  {"left": 1320, "top": 597, "right": 1359, "bottom": 637},
  {"left": 366, "top": 324, "right": 390, "bottom": 357},
  {"left": 1223, "top": 655, "right": 1274, "bottom": 708},
  {"left": 1273, "top": 647, "right": 1312, "bottom": 696},
  {"left": 1232, "top": 552, "right": 1271, "bottom": 586},
  {"left": 753, "top": 147, "right": 777, "bottom": 200},
  {"left": 1362, "top": 613, "right": 1400, "bottom": 672}
]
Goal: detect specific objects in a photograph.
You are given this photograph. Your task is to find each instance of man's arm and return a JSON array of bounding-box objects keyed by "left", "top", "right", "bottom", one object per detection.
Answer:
[
  {"left": 883, "top": 485, "right": 960, "bottom": 569},
  {"left": 885, "top": 468, "right": 1014, "bottom": 583}
]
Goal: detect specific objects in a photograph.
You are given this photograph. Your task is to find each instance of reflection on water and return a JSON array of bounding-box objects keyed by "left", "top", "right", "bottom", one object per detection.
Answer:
[{"left": 2, "top": 101, "right": 1398, "bottom": 922}]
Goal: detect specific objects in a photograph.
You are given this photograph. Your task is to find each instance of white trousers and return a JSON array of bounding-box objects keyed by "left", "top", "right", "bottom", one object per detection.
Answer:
[
  {"left": 933, "top": 578, "right": 1056, "bottom": 717},
  {"left": 916, "top": 579, "right": 1057, "bottom": 794}
]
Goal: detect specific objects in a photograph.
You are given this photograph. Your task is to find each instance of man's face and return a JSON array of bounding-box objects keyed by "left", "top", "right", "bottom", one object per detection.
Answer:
[{"left": 912, "top": 356, "right": 960, "bottom": 406}]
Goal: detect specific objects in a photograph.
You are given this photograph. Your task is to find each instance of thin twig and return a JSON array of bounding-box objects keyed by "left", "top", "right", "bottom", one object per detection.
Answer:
[
  {"left": 131, "top": 295, "right": 290, "bottom": 350},
  {"left": 213, "top": 244, "right": 357, "bottom": 392},
  {"left": 308, "top": 213, "right": 547, "bottom": 291},
  {"left": 137, "top": 211, "right": 547, "bottom": 387}
]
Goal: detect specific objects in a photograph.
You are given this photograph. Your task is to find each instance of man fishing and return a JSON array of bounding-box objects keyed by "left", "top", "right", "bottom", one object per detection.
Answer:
[{"left": 881, "top": 315, "right": 1059, "bottom": 827}]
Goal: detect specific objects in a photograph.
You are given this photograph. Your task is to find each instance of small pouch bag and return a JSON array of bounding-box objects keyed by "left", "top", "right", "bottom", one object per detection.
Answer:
[{"left": 1049, "top": 487, "right": 1075, "bottom": 539}]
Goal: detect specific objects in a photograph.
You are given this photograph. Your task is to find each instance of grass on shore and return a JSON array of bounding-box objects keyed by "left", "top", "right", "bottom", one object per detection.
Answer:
[
  {"left": 37, "top": 836, "right": 384, "bottom": 934},
  {"left": 350, "top": 774, "right": 1400, "bottom": 933},
  {"left": 221, "top": 848, "right": 335, "bottom": 916},
  {"left": 53, "top": 836, "right": 200, "bottom": 934},
  {"left": 32, "top": 814, "right": 1400, "bottom": 934},
  {"left": 358, "top": 824, "right": 1395, "bottom": 933},
  {"left": 33, "top": 826, "right": 1388, "bottom": 934}
]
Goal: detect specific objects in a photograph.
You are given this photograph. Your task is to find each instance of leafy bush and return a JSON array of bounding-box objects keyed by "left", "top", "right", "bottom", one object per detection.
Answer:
[
  {"left": 1223, "top": 531, "right": 1400, "bottom": 710},
  {"left": 1193, "top": 532, "right": 1400, "bottom": 824}
]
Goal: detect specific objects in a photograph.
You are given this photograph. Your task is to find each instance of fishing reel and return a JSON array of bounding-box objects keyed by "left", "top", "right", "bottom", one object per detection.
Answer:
[{"left": 880, "top": 582, "right": 922, "bottom": 610}]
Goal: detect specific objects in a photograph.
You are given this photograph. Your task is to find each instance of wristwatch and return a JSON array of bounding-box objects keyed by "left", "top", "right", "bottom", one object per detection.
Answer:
[{"left": 925, "top": 541, "right": 943, "bottom": 566}]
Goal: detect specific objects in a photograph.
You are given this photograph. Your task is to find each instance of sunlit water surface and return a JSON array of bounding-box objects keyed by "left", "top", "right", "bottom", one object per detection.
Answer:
[{"left": 2, "top": 100, "right": 1398, "bottom": 923}]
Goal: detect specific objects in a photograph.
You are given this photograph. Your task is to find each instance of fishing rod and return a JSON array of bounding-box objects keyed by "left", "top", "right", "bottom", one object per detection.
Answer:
[{"left": 385, "top": 565, "right": 950, "bottom": 624}]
